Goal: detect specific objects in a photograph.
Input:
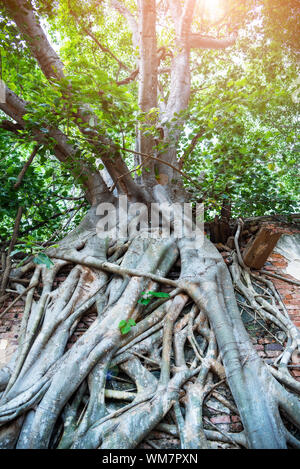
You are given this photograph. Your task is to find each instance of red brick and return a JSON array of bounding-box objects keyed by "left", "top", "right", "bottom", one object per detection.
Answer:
[
  {"left": 3, "top": 313, "right": 17, "bottom": 320},
  {"left": 266, "top": 351, "right": 282, "bottom": 358},
  {"left": 231, "top": 415, "right": 241, "bottom": 423},
  {"left": 255, "top": 344, "right": 264, "bottom": 351},
  {"left": 286, "top": 301, "right": 299, "bottom": 310},
  {"left": 211, "top": 414, "right": 231, "bottom": 424},
  {"left": 268, "top": 253, "right": 283, "bottom": 260},
  {"left": 230, "top": 423, "right": 243, "bottom": 432}
]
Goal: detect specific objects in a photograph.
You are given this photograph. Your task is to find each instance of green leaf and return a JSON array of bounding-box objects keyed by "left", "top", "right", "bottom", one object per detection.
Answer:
[
  {"left": 150, "top": 292, "right": 170, "bottom": 298},
  {"left": 16, "top": 255, "right": 30, "bottom": 268},
  {"left": 137, "top": 291, "right": 170, "bottom": 305},
  {"left": 127, "top": 319, "right": 136, "bottom": 327},
  {"left": 10, "top": 249, "right": 24, "bottom": 257},
  {"left": 33, "top": 253, "right": 54, "bottom": 269},
  {"left": 120, "top": 324, "right": 131, "bottom": 335},
  {"left": 137, "top": 298, "right": 151, "bottom": 305},
  {"left": 118, "top": 320, "right": 127, "bottom": 328}
]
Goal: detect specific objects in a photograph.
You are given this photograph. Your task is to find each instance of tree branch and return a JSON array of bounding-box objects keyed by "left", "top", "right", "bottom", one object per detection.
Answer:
[
  {"left": 0, "top": 282, "right": 38, "bottom": 319},
  {"left": 13, "top": 144, "right": 40, "bottom": 190},
  {"left": 189, "top": 32, "right": 238, "bottom": 49},
  {"left": 2, "top": 0, "right": 64, "bottom": 81},
  {"left": 0, "top": 120, "right": 23, "bottom": 134},
  {"left": 0, "top": 85, "right": 112, "bottom": 205},
  {"left": 168, "top": 0, "right": 182, "bottom": 34},
  {"left": 179, "top": 0, "right": 196, "bottom": 39},
  {"left": 178, "top": 129, "right": 205, "bottom": 169},
  {"left": 116, "top": 68, "right": 139, "bottom": 86},
  {"left": 69, "top": 8, "right": 131, "bottom": 72},
  {"left": 18, "top": 204, "right": 86, "bottom": 238},
  {"left": 136, "top": 0, "right": 158, "bottom": 173},
  {"left": 120, "top": 146, "right": 203, "bottom": 192},
  {"left": 3, "top": 0, "right": 146, "bottom": 200},
  {"left": 116, "top": 48, "right": 171, "bottom": 86},
  {"left": 111, "top": 0, "right": 139, "bottom": 49}
]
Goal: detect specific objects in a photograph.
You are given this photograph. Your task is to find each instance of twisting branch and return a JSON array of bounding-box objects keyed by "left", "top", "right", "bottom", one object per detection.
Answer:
[
  {"left": 120, "top": 147, "right": 204, "bottom": 191},
  {"left": 116, "top": 68, "right": 139, "bottom": 86},
  {"left": 178, "top": 129, "right": 205, "bottom": 169},
  {"left": 116, "top": 49, "right": 170, "bottom": 86},
  {"left": 234, "top": 218, "right": 247, "bottom": 269},
  {"left": 3, "top": 0, "right": 144, "bottom": 200},
  {"left": 0, "top": 85, "right": 112, "bottom": 205},
  {"left": 14, "top": 144, "right": 40, "bottom": 190},
  {"left": 258, "top": 270, "right": 300, "bottom": 287},
  {"left": 69, "top": 7, "right": 131, "bottom": 72},
  {"left": 0, "top": 282, "right": 38, "bottom": 320}
]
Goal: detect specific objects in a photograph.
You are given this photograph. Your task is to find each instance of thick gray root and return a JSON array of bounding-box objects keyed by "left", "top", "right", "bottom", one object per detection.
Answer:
[{"left": 0, "top": 208, "right": 299, "bottom": 449}]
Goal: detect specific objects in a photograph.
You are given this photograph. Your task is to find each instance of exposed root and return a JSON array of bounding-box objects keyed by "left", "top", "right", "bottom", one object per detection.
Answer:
[{"left": 0, "top": 208, "right": 299, "bottom": 449}]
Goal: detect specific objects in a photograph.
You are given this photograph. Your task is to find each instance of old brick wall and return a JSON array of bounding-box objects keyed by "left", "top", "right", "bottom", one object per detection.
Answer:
[
  {"left": 0, "top": 298, "right": 23, "bottom": 369},
  {"left": 264, "top": 252, "right": 300, "bottom": 328}
]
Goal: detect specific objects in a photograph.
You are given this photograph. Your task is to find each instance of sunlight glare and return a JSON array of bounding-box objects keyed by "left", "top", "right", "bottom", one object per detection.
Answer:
[{"left": 203, "top": 0, "right": 223, "bottom": 22}]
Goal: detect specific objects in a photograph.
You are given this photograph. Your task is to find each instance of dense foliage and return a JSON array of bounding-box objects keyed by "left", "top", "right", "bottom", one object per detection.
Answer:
[{"left": 0, "top": 0, "right": 299, "bottom": 245}]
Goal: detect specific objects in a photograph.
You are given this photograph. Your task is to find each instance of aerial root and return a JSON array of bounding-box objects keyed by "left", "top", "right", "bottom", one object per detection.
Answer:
[{"left": 0, "top": 229, "right": 299, "bottom": 449}]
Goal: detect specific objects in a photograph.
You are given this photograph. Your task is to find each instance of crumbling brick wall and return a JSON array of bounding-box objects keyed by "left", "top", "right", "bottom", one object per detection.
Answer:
[
  {"left": 264, "top": 252, "right": 300, "bottom": 328},
  {"left": 0, "top": 298, "right": 23, "bottom": 368}
]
